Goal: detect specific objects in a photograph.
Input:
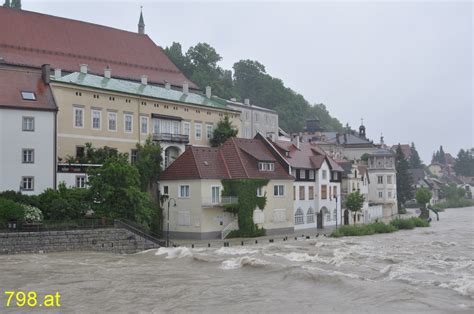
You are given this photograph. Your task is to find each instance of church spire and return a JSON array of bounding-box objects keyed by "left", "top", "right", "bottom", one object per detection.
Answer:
[{"left": 138, "top": 6, "right": 145, "bottom": 34}]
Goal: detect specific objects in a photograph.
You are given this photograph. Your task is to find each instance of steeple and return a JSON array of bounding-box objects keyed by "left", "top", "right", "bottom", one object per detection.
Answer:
[
  {"left": 359, "top": 118, "right": 366, "bottom": 138},
  {"left": 138, "top": 6, "right": 145, "bottom": 35}
]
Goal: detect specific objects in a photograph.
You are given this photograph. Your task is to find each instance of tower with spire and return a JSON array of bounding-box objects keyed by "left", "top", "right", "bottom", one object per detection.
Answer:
[
  {"left": 359, "top": 118, "right": 366, "bottom": 138},
  {"left": 138, "top": 7, "right": 145, "bottom": 34}
]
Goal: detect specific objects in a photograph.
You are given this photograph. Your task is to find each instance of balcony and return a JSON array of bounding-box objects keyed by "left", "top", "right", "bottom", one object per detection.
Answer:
[
  {"left": 153, "top": 133, "right": 189, "bottom": 143},
  {"left": 202, "top": 196, "right": 239, "bottom": 208}
]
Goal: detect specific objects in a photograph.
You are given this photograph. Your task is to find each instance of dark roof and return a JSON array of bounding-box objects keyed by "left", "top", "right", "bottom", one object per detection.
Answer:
[
  {"left": 0, "top": 7, "right": 197, "bottom": 89},
  {"left": 160, "top": 137, "right": 293, "bottom": 181},
  {"left": 338, "top": 161, "right": 353, "bottom": 176},
  {"left": 0, "top": 65, "right": 56, "bottom": 111},
  {"left": 391, "top": 144, "right": 412, "bottom": 159},
  {"left": 408, "top": 168, "right": 425, "bottom": 183}
]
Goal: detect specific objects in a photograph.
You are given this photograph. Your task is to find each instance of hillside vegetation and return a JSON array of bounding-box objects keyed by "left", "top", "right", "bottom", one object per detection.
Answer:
[{"left": 164, "top": 42, "right": 344, "bottom": 133}]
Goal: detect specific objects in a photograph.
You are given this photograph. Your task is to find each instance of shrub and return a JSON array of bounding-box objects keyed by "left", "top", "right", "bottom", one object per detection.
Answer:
[
  {"left": 398, "top": 207, "right": 407, "bottom": 214},
  {"left": 371, "top": 221, "right": 397, "bottom": 233},
  {"left": 390, "top": 218, "right": 415, "bottom": 230},
  {"left": 409, "top": 217, "right": 430, "bottom": 227},
  {"left": 0, "top": 190, "right": 39, "bottom": 207},
  {"left": 227, "top": 227, "right": 266, "bottom": 238},
  {"left": 0, "top": 198, "right": 25, "bottom": 225},
  {"left": 22, "top": 204, "right": 43, "bottom": 223}
]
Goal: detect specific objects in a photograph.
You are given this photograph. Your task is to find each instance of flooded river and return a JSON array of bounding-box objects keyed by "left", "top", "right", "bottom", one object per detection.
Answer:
[{"left": 0, "top": 207, "right": 473, "bottom": 313}]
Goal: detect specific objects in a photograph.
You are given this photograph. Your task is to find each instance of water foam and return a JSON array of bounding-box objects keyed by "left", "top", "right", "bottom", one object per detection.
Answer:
[
  {"left": 215, "top": 247, "right": 259, "bottom": 256},
  {"left": 155, "top": 247, "right": 193, "bottom": 259},
  {"left": 220, "top": 256, "right": 270, "bottom": 270}
]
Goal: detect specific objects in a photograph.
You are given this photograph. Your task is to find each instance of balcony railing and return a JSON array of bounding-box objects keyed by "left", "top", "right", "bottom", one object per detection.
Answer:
[
  {"left": 153, "top": 133, "right": 189, "bottom": 143},
  {"left": 202, "top": 196, "right": 239, "bottom": 208}
]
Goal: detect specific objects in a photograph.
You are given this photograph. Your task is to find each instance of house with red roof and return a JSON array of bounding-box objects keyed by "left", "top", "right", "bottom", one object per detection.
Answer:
[
  {"left": 270, "top": 139, "right": 343, "bottom": 230},
  {"left": 0, "top": 64, "right": 57, "bottom": 194},
  {"left": 159, "top": 135, "right": 294, "bottom": 240}
]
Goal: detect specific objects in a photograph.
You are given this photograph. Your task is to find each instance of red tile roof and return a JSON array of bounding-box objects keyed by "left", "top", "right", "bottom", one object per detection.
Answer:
[
  {"left": 160, "top": 138, "right": 293, "bottom": 181},
  {"left": 0, "top": 7, "right": 198, "bottom": 89},
  {"left": 0, "top": 65, "right": 56, "bottom": 111}
]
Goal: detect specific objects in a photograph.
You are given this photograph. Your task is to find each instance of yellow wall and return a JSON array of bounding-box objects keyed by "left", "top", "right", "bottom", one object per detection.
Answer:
[{"left": 51, "top": 83, "right": 241, "bottom": 159}]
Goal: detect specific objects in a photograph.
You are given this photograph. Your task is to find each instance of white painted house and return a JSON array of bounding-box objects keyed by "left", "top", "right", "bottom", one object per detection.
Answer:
[
  {"left": 0, "top": 65, "right": 57, "bottom": 195},
  {"left": 272, "top": 140, "right": 343, "bottom": 230}
]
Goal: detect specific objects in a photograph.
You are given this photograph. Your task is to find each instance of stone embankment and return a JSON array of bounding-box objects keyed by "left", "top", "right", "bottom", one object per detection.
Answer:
[{"left": 0, "top": 228, "right": 160, "bottom": 254}]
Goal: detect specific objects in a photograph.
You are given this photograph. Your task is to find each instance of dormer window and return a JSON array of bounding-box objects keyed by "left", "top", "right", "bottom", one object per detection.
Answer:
[
  {"left": 21, "top": 91, "right": 36, "bottom": 101},
  {"left": 259, "top": 162, "right": 275, "bottom": 171}
]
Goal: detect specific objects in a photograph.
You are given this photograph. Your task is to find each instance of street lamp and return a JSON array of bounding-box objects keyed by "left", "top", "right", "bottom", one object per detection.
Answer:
[
  {"left": 166, "top": 198, "right": 176, "bottom": 247},
  {"left": 334, "top": 195, "right": 338, "bottom": 230}
]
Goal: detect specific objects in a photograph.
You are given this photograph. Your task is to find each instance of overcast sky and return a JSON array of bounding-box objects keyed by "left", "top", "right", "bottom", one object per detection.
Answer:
[{"left": 24, "top": 0, "right": 473, "bottom": 162}]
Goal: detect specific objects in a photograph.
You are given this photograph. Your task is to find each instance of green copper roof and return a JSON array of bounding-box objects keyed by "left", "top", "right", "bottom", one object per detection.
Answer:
[{"left": 51, "top": 72, "right": 236, "bottom": 111}]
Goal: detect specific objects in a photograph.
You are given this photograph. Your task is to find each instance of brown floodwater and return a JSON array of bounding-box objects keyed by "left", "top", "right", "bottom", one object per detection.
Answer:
[{"left": 0, "top": 207, "right": 473, "bottom": 313}]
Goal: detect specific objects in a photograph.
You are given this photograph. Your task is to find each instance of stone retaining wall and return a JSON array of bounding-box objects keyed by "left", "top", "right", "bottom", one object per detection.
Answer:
[{"left": 0, "top": 228, "right": 160, "bottom": 254}]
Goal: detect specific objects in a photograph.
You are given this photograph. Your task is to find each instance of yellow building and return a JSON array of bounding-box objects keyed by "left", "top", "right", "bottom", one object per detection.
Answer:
[{"left": 50, "top": 66, "right": 241, "bottom": 167}]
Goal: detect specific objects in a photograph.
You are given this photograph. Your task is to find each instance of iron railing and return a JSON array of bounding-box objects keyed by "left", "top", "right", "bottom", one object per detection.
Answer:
[
  {"left": 202, "top": 196, "right": 239, "bottom": 207},
  {"left": 0, "top": 218, "right": 114, "bottom": 233},
  {"left": 152, "top": 133, "right": 189, "bottom": 143},
  {"left": 114, "top": 218, "right": 167, "bottom": 246}
]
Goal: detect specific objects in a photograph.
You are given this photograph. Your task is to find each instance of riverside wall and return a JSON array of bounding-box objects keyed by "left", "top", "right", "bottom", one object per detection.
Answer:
[{"left": 0, "top": 228, "right": 160, "bottom": 254}]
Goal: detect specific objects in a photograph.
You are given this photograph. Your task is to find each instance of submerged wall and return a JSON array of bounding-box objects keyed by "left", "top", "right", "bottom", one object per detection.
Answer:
[{"left": 0, "top": 228, "right": 159, "bottom": 254}]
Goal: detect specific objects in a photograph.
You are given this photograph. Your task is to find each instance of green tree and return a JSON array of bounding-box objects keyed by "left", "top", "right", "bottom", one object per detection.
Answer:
[
  {"left": 163, "top": 42, "right": 191, "bottom": 75},
  {"left": 439, "top": 145, "right": 446, "bottom": 164},
  {"left": 134, "top": 137, "right": 163, "bottom": 192},
  {"left": 454, "top": 148, "right": 474, "bottom": 176},
  {"left": 396, "top": 144, "right": 414, "bottom": 210},
  {"left": 87, "top": 156, "right": 153, "bottom": 226},
  {"left": 360, "top": 153, "right": 370, "bottom": 162},
  {"left": 409, "top": 142, "right": 423, "bottom": 168},
  {"left": 415, "top": 187, "right": 432, "bottom": 218},
  {"left": 3, "top": 0, "right": 10, "bottom": 7},
  {"left": 345, "top": 191, "right": 365, "bottom": 225},
  {"left": 210, "top": 116, "right": 238, "bottom": 147}
]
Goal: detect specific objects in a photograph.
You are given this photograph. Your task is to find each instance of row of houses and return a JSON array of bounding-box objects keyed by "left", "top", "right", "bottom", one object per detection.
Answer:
[{"left": 0, "top": 7, "right": 398, "bottom": 240}]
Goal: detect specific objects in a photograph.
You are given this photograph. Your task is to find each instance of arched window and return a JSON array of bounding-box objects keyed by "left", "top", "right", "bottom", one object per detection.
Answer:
[
  {"left": 295, "top": 208, "right": 304, "bottom": 225},
  {"left": 333, "top": 209, "right": 337, "bottom": 221},
  {"left": 307, "top": 207, "right": 315, "bottom": 223}
]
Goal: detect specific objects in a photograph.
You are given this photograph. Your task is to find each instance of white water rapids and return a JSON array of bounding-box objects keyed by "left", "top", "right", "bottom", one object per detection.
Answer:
[{"left": 0, "top": 207, "right": 473, "bottom": 313}]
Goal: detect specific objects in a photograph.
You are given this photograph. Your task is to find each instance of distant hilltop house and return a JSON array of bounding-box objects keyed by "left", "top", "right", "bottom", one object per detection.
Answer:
[{"left": 292, "top": 119, "right": 381, "bottom": 161}]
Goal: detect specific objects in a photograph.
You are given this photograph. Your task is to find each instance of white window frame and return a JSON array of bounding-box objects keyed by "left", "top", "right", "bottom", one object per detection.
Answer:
[
  {"left": 307, "top": 208, "right": 315, "bottom": 223},
  {"left": 256, "top": 187, "right": 264, "bottom": 197},
  {"left": 300, "top": 170, "right": 306, "bottom": 179},
  {"left": 22, "top": 148, "right": 34, "bottom": 164},
  {"left": 21, "top": 176, "right": 34, "bottom": 191},
  {"left": 140, "top": 116, "right": 148, "bottom": 134},
  {"left": 274, "top": 184, "right": 285, "bottom": 197},
  {"left": 153, "top": 119, "right": 160, "bottom": 134},
  {"left": 211, "top": 186, "right": 221, "bottom": 204},
  {"left": 177, "top": 210, "right": 191, "bottom": 226},
  {"left": 309, "top": 170, "right": 315, "bottom": 180},
  {"left": 22, "top": 116, "right": 35, "bottom": 132},
  {"left": 73, "top": 107, "right": 84, "bottom": 128},
  {"left": 295, "top": 208, "right": 304, "bottom": 225},
  {"left": 108, "top": 112, "right": 117, "bottom": 132},
  {"left": 206, "top": 124, "right": 214, "bottom": 140},
  {"left": 76, "top": 175, "right": 86, "bottom": 188},
  {"left": 124, "top": 113, "right": 133, "bottom": 133},
  {"left": 183, "top": 122, "right": 191, "bottom": 137},
  {"left": 195, "top": 123, "right": 202, "bottom": 141},
  {"left": 322, "top": 170, "right": 327, "bottom": 180},
  {"left": 259, "top": 162, "right": 275, "bottom": 171},
  {"left": 179, "top": 185, "right": 190, "bottom": 198},
  {"left": 91, "top": 109, "right": 101, "bottom": 130},
  {"left": 378, "top": 176, "right": 383, "bottom": 184},
  {"left": 163, "top": 185, "right": 169, "bottom": 195},
  {"left": 378, "top": 191, "right": 383, "bottom": 199},
  {"left": 387, "top": 175, "right": 392, "bottom": 184}
]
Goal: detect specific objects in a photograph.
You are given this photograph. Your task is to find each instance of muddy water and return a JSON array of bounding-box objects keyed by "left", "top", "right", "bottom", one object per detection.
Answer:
[{"left": 0, "top": 207, "right": 473, "bottom": 313}]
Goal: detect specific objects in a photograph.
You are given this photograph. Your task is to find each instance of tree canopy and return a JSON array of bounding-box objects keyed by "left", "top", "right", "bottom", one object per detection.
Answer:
[
  {"left": 134, "top": 137, "right": 163, "bottom": 192},
  {"left": 210, "top": 116, "right": 238, "bottom": 147},
  {"left": 409, "top": 142, "right": 423, "bottom": 168},
  {"left": 415, "top": 187, "right": 432, "bottom": 209},
  {"left": 396, "top": 144, "right": 414, "bottom": 209},
  {"left": 164, "top": 42, "right": 344, "bottom": 133},
  {"left": 454, "top": 148, "right": 474, "bottom": 177}
]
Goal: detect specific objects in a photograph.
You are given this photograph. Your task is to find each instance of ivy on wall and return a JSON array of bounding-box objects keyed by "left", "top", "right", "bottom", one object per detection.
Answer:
[{"left": 221, "top": 179, "right": 269, "bottom": 237}]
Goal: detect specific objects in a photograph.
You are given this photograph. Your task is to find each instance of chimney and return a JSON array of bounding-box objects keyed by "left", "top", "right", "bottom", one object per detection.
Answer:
[
  {"left": 104, "top": 67, "right": 111, "bottom": 79},
  {"left": 205, "top": 86, "right": 212, "bottom": 99},
  {"left": 164, "top": 81, "right": 171, "bottom": 90},
  {"left": 244, "top": 98, "right": 250, "bottom": 106},
  {"left": 183, "top": 82, "right": 189, "bottom": 95},
  {"left": 80, "top": 64, "right": 88, "bottom": 74},
  {"left": 41, "top": 64, "right": 51, "bottom": 84},
  {"left": 293, "top": 135, "right": 300, "bottom": 150},
  {"left": 54, "top": 68, "right": 62, "bottom": 79},
  {"left": 141, "top": 75, "right": 148, "bottom": 85}
]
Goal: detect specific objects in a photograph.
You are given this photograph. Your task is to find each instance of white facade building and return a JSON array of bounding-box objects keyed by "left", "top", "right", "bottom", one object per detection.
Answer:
[
  {"left": 0, "top": 65, "right": 57, "bottom": 195},
  {"left": 367, "top": 149, "right": 398, "bottom": 218},
  {"left": 227, "top": 99, "right": 279, "bottom": 141}
]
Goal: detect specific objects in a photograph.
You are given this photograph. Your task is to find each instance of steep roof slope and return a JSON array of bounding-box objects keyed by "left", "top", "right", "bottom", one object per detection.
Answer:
[{"left": 0, "top": 7, "right": 197, "bottom": 88}]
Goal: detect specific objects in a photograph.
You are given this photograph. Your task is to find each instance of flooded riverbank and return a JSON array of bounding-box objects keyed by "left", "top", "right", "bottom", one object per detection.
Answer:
[{"left": 0, "top": 207, "right": 473, "bottom": 313}]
